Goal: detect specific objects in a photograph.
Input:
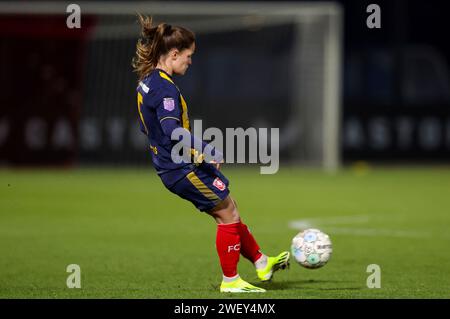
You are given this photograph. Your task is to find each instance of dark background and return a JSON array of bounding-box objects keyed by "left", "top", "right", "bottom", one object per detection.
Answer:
[{"left": 1, "top": 0, "right": 449, "bottom": 166}]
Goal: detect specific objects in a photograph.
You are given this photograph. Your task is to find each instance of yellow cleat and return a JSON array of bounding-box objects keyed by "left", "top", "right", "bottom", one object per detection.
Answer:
[
  {"left": 220, "top": 277, "right": 266, "bottom": 293},
  {"left": 256, "top": 251, "right": 290, "bottom": 282}
]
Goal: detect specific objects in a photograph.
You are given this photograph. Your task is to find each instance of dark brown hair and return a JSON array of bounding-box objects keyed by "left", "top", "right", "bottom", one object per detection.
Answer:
[{"left": 132, "top": 14, "right": 195, "bottom": 81}]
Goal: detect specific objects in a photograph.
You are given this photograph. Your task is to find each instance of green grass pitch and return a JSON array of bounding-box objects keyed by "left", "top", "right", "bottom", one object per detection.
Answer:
[{"left": 1, "top": 166, "right": 449, "bottom": 298}]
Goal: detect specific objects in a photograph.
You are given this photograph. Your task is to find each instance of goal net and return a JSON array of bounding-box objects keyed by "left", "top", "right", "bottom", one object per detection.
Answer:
[{"left": 0, "top": 1, "right": 342, "bottom": 170}]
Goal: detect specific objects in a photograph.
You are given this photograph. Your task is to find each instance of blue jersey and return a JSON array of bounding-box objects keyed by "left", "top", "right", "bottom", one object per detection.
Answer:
[
  {"left": 136, "top": 68, "right": 230, "bottom": 212},
  {"left": 136, "top": 68, "right": 195, "bottom": 186}
]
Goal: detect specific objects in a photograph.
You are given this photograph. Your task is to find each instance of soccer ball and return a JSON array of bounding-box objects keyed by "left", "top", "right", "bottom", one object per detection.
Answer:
[{"left": 291, "top": 228, "right": 332, "bottom": 269}]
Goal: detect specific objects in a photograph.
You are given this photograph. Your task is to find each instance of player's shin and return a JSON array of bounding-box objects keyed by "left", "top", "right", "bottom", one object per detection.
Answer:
[
  {"left": 238, "top": 222, "right": 264, "bottom": 263},
  {"left": 215, "top": 223, "right": 241, "bottom": 278}
]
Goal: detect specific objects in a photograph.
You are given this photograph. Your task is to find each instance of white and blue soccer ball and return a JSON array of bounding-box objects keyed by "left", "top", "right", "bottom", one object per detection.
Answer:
[{"left": 291, "top": 229, "right": 332, "bottom": 269}]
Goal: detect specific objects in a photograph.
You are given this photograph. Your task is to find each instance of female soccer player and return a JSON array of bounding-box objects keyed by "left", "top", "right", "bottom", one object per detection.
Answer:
[{"left": 132, "top": 15, "right": 289, "bottom": 293}]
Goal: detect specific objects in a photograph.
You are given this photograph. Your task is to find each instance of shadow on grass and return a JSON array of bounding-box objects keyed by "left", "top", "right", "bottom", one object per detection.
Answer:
[{"left": 257, "top": 279, "right": 363, "bottom": 291}]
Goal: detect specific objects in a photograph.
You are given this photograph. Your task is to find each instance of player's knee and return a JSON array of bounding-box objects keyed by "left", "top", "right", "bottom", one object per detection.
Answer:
[
  {"left": 232, "top": 198, "right": 238, "bottom": 209},
  {"left": 209, "top": 196, "right": 240, "bottom": 224},
  {"left": 223, "top": 209, "right": 240, "bottom": 224},
  {"left": 228, "top": 206, "right": 240, "bottom": 223},
  {"left": 228, "top": 200, "right": 240, "bottom": 223}
]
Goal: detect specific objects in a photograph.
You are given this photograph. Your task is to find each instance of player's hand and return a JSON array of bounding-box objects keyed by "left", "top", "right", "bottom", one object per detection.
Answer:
[{"left": 210, "top": 160, "right": 222, "bottom": 170}]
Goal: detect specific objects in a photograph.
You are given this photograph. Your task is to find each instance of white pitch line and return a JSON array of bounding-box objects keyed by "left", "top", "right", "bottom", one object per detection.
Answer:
[
  {"left": 288, "top": 215, "right": 432, "bottom": 239},
  {"left": 288, "top": 214, "right": 370, "bottom": 230},
  {"left": 324, "top": 227, "right": 432, "bottom": 238}
]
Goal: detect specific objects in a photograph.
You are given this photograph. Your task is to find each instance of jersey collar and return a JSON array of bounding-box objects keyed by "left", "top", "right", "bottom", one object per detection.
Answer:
[{"left": 155, "top": 68, "right": 174, "bottom": 80}]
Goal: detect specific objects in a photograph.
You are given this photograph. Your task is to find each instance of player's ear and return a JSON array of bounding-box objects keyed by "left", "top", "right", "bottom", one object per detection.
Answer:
[{"left": 170, "top": 48, "right": 180, "bottom": 60}]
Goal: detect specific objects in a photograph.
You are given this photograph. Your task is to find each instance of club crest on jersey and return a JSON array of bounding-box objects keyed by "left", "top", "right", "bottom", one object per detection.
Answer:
[
  {"left": 163, "top": 97, "right": 175, "bottom": 111},
  {"left": 213, "top": 177, "right": 226, "bottom": 191}
]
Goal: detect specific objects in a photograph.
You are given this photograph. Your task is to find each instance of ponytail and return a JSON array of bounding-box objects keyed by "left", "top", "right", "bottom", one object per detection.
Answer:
[{"left": 132, "top": 14, "right": 195, "bottom": 81}]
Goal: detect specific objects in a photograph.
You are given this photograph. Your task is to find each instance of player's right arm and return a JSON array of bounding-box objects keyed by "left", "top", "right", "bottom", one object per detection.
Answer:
[
  {"left": 160, "top": 118, "right": 223, "bottom": 164},
  {"left": 154, "top": 87, "right": 222, "bottom": 164}
]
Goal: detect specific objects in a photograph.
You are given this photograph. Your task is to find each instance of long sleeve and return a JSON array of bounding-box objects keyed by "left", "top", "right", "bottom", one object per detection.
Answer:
[{"left": 160, "top": 118, "right": 223, "bottom": 163}]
